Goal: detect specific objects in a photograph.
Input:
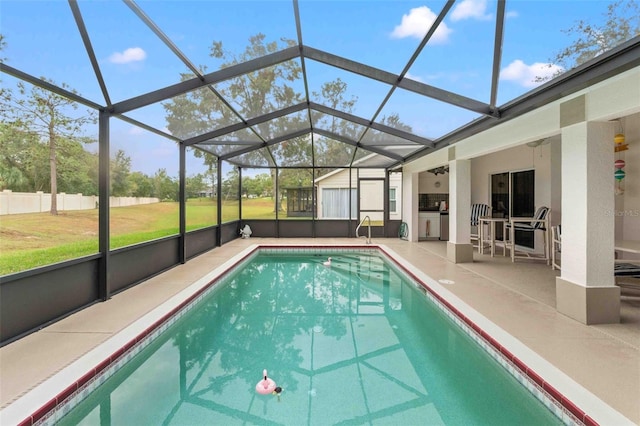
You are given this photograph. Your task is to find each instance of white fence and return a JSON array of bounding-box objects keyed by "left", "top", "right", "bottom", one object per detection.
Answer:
[{"left": 0, "top": 190, "right": 160, "bottom": 215}]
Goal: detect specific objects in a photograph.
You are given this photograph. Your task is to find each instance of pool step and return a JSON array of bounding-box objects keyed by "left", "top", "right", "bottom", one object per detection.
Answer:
[{"left": 327, "top": 262, "right": 385, "bottom": 284}]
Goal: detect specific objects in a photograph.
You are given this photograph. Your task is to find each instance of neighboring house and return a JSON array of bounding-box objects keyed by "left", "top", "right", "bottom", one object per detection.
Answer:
[
  {"left": 314, "top": 154, "right": 402, "bottom": 221},
  {"left": 197, "top": 187, "right": 216, "bottom": 198}
]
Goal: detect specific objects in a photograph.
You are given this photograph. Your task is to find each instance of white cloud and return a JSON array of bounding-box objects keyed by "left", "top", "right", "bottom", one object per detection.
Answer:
[
  {"left": 505, "top": 10, "right": 519, "bottom": 19},
  {"left": 500, "top": 60, "right": 564, "bottom": 88},
  {"left": 109, "top": 47, "right": 147, "bottom": 64},
  {"left": 451, "top": 0, "right": 492, "bottom": 21},
  {"left": 404, "top": 72, "right": 424, "bottom": 83},
  {"left": 128, "top": 126, "right": 144, "bottom": 135},
  {"left": 391, "top": 6, "right": 452, "bottom": 43}
]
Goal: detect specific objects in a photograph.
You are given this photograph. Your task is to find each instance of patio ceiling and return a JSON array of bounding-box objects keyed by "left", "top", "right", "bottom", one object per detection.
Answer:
[{"left": 2, "top": 1, "right": 639, "bottom": 170}]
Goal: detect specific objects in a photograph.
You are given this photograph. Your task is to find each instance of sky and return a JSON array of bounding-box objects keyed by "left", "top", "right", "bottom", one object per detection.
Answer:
[{"left": 0, "top": 0, "right": 624, "bottom": 177}]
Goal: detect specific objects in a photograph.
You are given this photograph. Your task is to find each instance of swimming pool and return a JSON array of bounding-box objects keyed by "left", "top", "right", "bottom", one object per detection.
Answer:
[{"left": 4, "top": 245, "right": 612, "bottom": 425}]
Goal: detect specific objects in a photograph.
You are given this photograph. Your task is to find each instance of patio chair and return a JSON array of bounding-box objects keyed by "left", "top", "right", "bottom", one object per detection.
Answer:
[
  {"left": 551, "top": 225, "right": 561, "bottom": 270},
  {"left": 470, "top": 203, "right": 491, "bottom": 248},
  {"left": 615, "top": 262, "right": 640, "bottom": 291},
  {"left": 505, "top": 206, "right": 551, "bottom": 264}
]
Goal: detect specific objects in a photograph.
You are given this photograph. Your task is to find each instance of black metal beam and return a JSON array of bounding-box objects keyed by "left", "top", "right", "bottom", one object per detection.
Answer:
[
  {"left": 398, "top": 78, "right": 495, "bottom": 117},
  {"left": 216, "top": 157, "right": 222, "bottom": 247},
  {"left": 183, "top": 102, "right": 308, "bottom": 146},
  {"left": 124, "top": 0, "right": 262, "bottom": 147},
  {"left": 98, "top": 111, "right": 110, "bottom": 301},
  {"left": 219, "top": 142, "right": 267, "bottom": 162},
  {"left": 110, "top": 46, "right": 300, "bottom": 114},
  {"left": 263, "top": 128, "right": 311, "bottom": 147},
  {"left": 217, "top": 128, "right": 311, "bottom": 161},
  {"left": 313, "top": 128, "right": 357, "bottom": 148},
  {"left": 303, "top": 46, "right": 494, "bottom": 117},
  {"left": 310, "top": 102, "right": 434, "bottom": 146},
  {"left": 197, "top": 140, "right": 262, "bottom": 147},
  {"left": 394, "top": 36, "right": 640, "bottom": 168},
  {"left": 489, "top": 0, "right": 506, "bottom": 111},
  {"left": 292, "top": 0, "right": 314, "bottom": 130},
  {"left": 314, "top": 128, "right": 404, "bottom": 161},
  {"left": 114, "top": 114, "right": 181, "bottom": 142},
  {"left": 363, "top": 0, "right": 456, "bottom": 146},
  {"left": 124, "top": 0, "right": 201, "bottom": 78},
  {"left": 179, "top": 143, "right": 186, "bottom": 264},
  {"left": 0, "top": 63, "right": 104, "bottom": 110},
  {"left": 68, "top": 0, "right": 111, "bottom": 106}
]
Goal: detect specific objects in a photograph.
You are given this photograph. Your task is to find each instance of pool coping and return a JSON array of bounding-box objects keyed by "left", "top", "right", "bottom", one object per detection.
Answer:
[{"left": 0, "top": 243, "right": 632, "bottom": 425}]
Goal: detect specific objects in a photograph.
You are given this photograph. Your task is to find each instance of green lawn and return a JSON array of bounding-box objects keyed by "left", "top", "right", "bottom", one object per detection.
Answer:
[{"left": 0, "top": 197, "right": 290, "bottom": 276}]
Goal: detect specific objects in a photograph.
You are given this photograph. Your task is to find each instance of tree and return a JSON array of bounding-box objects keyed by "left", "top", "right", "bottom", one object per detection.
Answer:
[
  {"left": 241, "top": 172, "right": 272, "bottom": 198},
  {"left": 153, "top": 168, "right": 178, "bottom": 201},
  {"left": 221, "top": 167, "right": 239, "bottom": 201},
  {"left": 0, "top": 79, "right": 96, "bottom": 214},
  {"left": 537, "top": 0, "right": 640, "bottom": 82},
  {"left": 163, "top": 34, "right": 412, "bottom": 211},
  {"left": 111, "top": 149, "right": 132, "bottom": 197},
  {"left": 164, "top": 34, "right": 303, "bottom": 211},
  {"left": 55, "top": 136, "right": 98, "bottom": 195},
  {"left": 0, "top": 122, "right": 99, "bottom": 195},
  {"left": 128, "top": 171, "right": 154, "bottom": 198},
  {"left": 186, "top": 173, "right": 208, "bottom": 198},
  {"left": 0, "top": 34, "right": 6, "bottom": 62},
  {"left": 0, "top": 123, "right": 43, "bottom": 191}
]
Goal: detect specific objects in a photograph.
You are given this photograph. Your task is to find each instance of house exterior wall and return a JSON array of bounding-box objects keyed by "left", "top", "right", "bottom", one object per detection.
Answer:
[
  {"left": 418, "top": 171, "right": 450, "bottom": 194},
  {"left": 315, "top": 169, "right": 402, "bottom": 221},
  {"left": 403, "top": 66, "right": 640, "bottom": 252},
  {"left": 615, "top": 112, "right": 640, "bottom": 245},
  {"left": 469, "top": 143, "right": 554, "bottom": 255}
]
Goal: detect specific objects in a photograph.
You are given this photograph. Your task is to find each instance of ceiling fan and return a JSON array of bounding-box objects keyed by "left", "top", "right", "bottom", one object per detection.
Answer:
[{"left": 526, "top": 138, "right": 550, "bottom": 148}]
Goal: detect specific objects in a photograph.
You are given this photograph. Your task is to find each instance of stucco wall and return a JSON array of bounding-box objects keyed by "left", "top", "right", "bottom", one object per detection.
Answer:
[{"left": 615, "top": 112, "right": 640, "bottom": 244}]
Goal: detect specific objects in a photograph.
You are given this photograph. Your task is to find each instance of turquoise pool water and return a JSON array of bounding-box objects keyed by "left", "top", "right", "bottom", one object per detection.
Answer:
[{"left": 57, "top": 251, "right": 562, "bottom": 425}]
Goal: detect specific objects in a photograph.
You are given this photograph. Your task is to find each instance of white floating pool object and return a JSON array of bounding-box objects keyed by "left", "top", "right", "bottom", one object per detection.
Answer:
[
  {"left": 323, "top": 257, "right": 332, "bottom": 266},
  {"left": 256, "top": 369, "right": 277, "bottom": 395},
  {"left": 438, "top": 279, "right": 455, "bottom": 285}
]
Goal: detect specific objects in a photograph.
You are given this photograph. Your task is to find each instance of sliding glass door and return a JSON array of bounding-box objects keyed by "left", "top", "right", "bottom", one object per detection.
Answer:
[{"left": 491, "top": 169, "right": 535, "bottom": 248}]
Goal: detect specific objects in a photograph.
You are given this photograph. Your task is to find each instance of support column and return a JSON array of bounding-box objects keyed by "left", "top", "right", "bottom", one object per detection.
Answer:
[
  {"left": 402, "top": 171, "right": 419, "bottom": 241},
  {"left": 98, "top": 110, "right": 110, "bottom": 301},
  {"left": 447, "top": 157, "right": 473, "bottom": 263},
  {"left": 556, "top": 120, "right": 620, "bottom": 324},
  {"left": 179, "top": 143, "right": 186, "bottom": 264}
]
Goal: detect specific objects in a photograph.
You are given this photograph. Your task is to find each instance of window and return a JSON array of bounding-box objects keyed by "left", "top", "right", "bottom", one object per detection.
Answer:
[
  {"left": 322, "top": 188, "right": 356, "bottom": 219},
  {"left": 389, "top": 187, "right": 397, "bottom": 213}
]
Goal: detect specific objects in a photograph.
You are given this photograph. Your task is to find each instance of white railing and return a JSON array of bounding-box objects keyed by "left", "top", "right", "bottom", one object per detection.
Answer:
[{"left": 356, "top": 215, "right": 372, "bottom": 244}]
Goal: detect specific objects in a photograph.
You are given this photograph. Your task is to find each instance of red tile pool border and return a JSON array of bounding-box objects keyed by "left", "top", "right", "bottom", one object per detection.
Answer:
[
  {"left": 375, "top": 245, "right": 591, "bottom": 426},
  {"left": 19, "top": 245, "right": 263, "bottom": 426},
  {"left": 18, "top": 244, "right": 593, "bottom": 425}
]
